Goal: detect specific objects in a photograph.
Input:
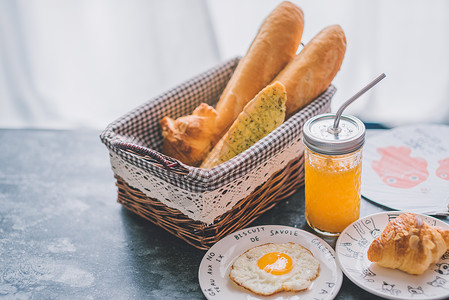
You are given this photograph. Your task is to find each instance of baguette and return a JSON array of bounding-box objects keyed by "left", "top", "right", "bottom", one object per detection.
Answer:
[
  {"left": 214, "top": 1, "right": 304, "bottom": 140},
  {"left": 160, "top": 1, "right": 304, "bottom": 166},
  {"left": 201, "top": 82, "right": 286, "bottom": 169},
  {"left": 273, "top": 24, "right": 346, "bottom": 119}
]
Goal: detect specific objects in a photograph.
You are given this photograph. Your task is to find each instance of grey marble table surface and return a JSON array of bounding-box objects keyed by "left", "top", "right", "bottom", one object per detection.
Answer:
[{"left": 0, "top": 128, "right": 446, "bottom": 299}]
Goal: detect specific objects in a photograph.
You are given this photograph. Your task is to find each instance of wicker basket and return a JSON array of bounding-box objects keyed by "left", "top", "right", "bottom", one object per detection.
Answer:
[{"left": 100, "top": 57, "right": 334, "bottom": 250}]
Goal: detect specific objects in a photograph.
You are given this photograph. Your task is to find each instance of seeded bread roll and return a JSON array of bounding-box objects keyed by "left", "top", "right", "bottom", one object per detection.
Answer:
[
  {"left": 214, "top": 1, "right": 304, "bottom": 140},
  {"left": 273, "top": 24, "right": 346, "bottom": 119}
]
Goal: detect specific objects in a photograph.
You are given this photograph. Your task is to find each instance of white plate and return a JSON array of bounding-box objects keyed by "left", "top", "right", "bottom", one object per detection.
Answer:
[
  {"left": 198, "top": 225, "right": 343, "bottom": 300},
  {"left": 336, "top": 211, "right": 449, "bottom": 300}
]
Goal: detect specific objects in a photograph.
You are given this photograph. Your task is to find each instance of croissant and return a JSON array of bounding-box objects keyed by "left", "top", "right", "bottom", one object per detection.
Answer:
[
  {"left": 160, "top": 103, "right": 217, "bottom": 166},
  {"left": 367, "top": 213, "right": 449, "bottom": 275}
]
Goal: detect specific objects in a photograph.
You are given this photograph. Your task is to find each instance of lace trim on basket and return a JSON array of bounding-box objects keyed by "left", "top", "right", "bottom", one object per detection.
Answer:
[{"left": 109, "top": 138, "right": 304, "bottom": 224}]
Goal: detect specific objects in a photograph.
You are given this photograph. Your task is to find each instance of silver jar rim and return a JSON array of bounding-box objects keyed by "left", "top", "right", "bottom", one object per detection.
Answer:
[{"left": 302, "top": 113, "right": 365, "bottom": 155}]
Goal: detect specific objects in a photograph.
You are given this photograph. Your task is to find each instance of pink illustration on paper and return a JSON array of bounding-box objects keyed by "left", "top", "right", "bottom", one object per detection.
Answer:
[
  {"left": 436, "top": 158, "right": 449, "bottom": 181},
  {"left": 372, "top": 146, "right": 429, "bottom": 188}
]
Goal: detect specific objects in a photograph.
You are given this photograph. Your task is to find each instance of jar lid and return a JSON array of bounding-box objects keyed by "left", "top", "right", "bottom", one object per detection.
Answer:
[{"left": 302, "top": 113, "right": 365, "bottom": 155}]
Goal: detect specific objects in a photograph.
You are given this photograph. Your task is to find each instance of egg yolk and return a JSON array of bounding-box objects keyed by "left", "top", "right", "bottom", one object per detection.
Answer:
[{"left": 257, "top": 252, "right": 293, "bottom": 275}]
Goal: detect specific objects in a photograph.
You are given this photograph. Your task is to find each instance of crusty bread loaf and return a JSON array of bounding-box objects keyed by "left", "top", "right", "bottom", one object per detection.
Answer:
[
  {"left": 160, "top": 1, "right": 304, "bottom": 166},
  {"left": 201, "top": 82, "right": 286, "bottom": 169},
  {"left": 213, "top": 1, "right": 304, "bottom": 140},
  {"left": 273, "top": 24, "right": 346, "bottom": 119}
]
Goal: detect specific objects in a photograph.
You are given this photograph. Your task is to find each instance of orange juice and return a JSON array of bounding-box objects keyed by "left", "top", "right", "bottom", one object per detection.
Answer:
[
  {"left": 302, "top": 113, "right": 365, "bottom": 236},
  {"left": 304, "top": 150, "right": 362, "bottom": 235}
]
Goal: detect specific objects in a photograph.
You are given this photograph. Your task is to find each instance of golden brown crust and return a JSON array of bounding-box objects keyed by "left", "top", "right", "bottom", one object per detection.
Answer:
[
  {"left": 160, "top": 103, "right": 217, "bottom": 166},
  {"left": 213, "top": 1, "right": 304, "bottom": 140},
  {"left": 160, "top": 1, "right": 304, "bottom": 165},
  {"left": 273, "top": 24, "right": 346, "bottom": 119},
  {"left": 367, "top": 213, "right": 449, "bottom": 275}
]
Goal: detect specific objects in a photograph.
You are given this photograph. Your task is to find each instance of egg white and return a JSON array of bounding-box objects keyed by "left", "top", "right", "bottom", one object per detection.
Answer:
[{"left": 229, "top": 242, "right": 320, "bottom": 296}]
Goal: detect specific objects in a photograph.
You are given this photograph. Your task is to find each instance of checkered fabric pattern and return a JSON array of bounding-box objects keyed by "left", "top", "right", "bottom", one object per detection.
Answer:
[{"left": 100, "top": 57, "right": 335, "bottom": 193}]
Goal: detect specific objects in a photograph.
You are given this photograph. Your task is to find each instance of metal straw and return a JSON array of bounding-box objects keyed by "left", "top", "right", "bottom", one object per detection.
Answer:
[{"left": 329, "top": 73, "right": 386, "bottom": 134}]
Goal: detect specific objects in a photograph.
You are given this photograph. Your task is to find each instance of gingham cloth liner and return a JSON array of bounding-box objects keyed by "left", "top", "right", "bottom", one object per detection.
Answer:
[
  {"left": 100, "top": 57, "right": 335, "bottom": 193},
  {"left": 101, "top": 57, "right": 239, "bottom": 150},
  {"left": 101, "top": 58, "right": 238, "bottom": 152}
]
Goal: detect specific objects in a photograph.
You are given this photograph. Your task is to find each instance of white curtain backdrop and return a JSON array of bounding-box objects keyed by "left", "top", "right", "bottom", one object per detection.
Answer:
[
  {"left": 0, "top": 0, "right": 220, "bottom": 128},
  {"left": 1, "top": 0, "right": 448, "bottom": 129}
]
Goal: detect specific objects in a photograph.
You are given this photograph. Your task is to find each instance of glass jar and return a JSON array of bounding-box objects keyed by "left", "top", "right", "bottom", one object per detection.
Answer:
[{"left": 302, "top": 113, "right": 365, "bottom": 236}]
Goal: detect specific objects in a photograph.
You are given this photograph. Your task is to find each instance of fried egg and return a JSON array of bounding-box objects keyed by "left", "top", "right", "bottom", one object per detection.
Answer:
[{"left": 229, "top": 242, "right": 320, "bottom": 296}]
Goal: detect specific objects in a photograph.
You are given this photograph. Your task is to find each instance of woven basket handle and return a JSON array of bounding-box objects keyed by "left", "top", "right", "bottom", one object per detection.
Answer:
[{"left": 112, "top": 141, "right": 189, "bottom": 175}]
